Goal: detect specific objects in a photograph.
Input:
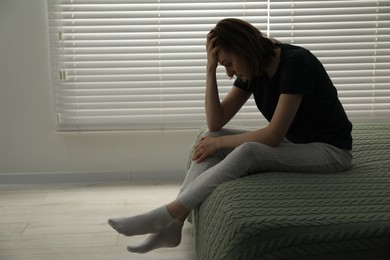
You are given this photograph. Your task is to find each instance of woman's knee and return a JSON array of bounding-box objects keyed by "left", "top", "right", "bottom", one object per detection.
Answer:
[
  {"left": 222, "top": 142, "right": 270, "bottom": 174},
  {"left": 233, "top": 142, "right": 269, "bottom": 159}
]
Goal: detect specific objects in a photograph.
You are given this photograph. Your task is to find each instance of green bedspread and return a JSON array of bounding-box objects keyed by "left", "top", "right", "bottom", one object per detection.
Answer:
[{"left": 192, "top": 124, "right": 390, "bottom": 260}]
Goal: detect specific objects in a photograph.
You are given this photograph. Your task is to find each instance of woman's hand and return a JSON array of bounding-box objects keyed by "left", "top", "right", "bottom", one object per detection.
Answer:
[
  {"left": 206, "top": 32, "right": 221, "bottom": 71},
  {"left": 192, "top": 136, "right": 221, "bottom": 163}
]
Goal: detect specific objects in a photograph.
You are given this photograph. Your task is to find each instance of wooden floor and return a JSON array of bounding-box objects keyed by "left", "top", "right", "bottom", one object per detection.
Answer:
[{"left": 0, "top": 182, "right": 197, "bottom": 260}]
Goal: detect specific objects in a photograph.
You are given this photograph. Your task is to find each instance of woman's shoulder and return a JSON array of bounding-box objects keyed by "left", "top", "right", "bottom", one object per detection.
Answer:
[
  {"left": 280, "top": 44, "right": 312, "bottom": 60},
  {"left": 279, "top": 44, "right": 319, "bottom": 69}
]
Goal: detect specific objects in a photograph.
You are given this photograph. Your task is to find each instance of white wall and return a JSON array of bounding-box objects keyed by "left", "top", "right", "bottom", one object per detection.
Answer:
[{"left": 0, "top": 0, "right": 197, "bottom": 183}]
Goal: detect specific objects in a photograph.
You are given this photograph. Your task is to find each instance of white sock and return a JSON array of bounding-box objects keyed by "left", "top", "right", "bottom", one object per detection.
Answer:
[
  {"left": 127, "top": 219, "right": 183, "bottom": 253},
  {"left": 108, "top": 205, "right": 173, "bottom": 236}
]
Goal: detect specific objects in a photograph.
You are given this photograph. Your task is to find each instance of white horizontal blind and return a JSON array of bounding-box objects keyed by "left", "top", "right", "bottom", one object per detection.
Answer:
[
  {"left": 47, "top": 0, "right": 267, "bottom": 131},
  {"left": 270, "top": 0, "right": 390, "bottom": 123},
  {"left": 47, "top": 0, "right": 390, "bottom": 131}
]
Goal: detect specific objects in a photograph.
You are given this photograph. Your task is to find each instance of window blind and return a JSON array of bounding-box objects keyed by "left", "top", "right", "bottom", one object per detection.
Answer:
[
  {"left": 270, "top": 0, "right": 390, "bottom": 123},
  {"left": 47, "top": 0, "right": 390, "bottom": 131}
]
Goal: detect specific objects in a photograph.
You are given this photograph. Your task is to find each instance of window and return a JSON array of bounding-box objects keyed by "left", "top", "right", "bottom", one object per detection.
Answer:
[{"left": 47, "top": 0, "right": 390, "bottom": 131}]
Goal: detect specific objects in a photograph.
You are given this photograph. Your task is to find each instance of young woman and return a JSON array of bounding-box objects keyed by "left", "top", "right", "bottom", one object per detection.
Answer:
[{"left": 108, "top": 18, "right": 353, "bottom": 254}]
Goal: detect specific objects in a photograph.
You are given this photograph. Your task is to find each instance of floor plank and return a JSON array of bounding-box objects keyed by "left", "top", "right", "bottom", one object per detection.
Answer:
[{"left": 0, "top": 182, "right": 197, "bottom": 260}]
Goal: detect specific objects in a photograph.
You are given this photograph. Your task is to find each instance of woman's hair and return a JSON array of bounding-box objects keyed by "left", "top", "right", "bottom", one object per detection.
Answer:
[{"left": 209, "top": 18, "right": 278, "bottom": 78}]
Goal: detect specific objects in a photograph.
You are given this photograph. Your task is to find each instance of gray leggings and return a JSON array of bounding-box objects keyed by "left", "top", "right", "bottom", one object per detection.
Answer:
[{"left": 177, "top": 128, "right": 353, "bottom": 210}]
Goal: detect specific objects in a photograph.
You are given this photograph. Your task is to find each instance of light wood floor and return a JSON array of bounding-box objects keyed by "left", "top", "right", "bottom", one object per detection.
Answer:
[{"left": 0, "top": 182, "right": 197, "bottom": 260}]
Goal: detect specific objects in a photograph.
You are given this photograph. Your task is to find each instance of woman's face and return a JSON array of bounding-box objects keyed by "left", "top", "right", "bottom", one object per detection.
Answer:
[{"left": 217, "top": 48, "right": 250, "bottom": 81}]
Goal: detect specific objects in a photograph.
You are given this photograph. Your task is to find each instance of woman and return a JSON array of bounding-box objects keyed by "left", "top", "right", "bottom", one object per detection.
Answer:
[{"left": 108, "top": 18, "right": 353, "bottom": 253}]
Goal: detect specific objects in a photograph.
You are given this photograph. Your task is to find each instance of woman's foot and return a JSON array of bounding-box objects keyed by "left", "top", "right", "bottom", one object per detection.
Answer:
[
  {"left": 127, "top": 219, "right": 184, "bottom": 253},
  {"left": 108, "top": 205, "right": 173, "bottom": 236}
]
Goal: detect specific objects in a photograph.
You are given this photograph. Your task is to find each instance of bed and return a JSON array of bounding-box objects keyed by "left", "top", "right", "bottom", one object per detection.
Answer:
[{"left": 188, "top": 123, "right": 390, "bottom": 260}]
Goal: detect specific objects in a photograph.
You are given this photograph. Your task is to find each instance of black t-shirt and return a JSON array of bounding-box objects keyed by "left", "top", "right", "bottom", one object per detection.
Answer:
[{"left": 234, "top": 44, "right": 353, "bottom": 150}]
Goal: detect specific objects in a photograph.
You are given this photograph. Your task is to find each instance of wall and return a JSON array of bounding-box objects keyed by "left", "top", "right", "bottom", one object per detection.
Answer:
[{"left": 0, "top": 0, "right": 197, "bottom": 183}]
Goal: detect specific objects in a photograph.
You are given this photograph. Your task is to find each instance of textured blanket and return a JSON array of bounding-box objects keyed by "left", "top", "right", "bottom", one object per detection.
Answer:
[{"left": 192, "top": 124, "right": 390, "bottom": 260}]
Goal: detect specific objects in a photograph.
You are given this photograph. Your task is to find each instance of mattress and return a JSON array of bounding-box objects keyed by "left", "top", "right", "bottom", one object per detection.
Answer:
[{"left": 192, "top": 124, "right": 390, "bottom": 260}]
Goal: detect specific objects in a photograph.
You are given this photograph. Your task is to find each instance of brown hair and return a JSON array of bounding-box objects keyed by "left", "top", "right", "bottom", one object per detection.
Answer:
[{"left": 209, "top": 18, "right": 278, "bottom": 78}]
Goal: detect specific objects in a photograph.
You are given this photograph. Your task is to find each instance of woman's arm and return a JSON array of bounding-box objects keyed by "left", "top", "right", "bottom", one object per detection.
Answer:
[
  {"left": 205, "top": 80, "right": 251, "bottom": 131},
  {"left": 193, "top": 93, "right": 302, "bottom": 163},
  {"left": 205, "top": 33, "right": 251, "bottom": 131},
  {"left": 219, "top": 93, "right": 302, "bottom": 148},
  {"left": 204, "top": 65, "right": 223, "bottom": 131}
]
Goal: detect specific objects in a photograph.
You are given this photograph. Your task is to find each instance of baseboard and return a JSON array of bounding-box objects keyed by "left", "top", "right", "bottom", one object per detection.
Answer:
[{"left": 0, "top": 171, "right": 183, "bottom": 184}]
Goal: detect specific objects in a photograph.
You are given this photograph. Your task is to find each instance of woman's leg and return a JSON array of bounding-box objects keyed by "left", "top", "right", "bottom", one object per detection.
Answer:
[
  {"left": 110, "top": 131, "right": 352, "bottom": 253},
  {"left": 135, "top": 141, "right": 349, "bottom": 253},
  {"left": 125, "top": 140, "right": 351, "bottom": 253},
  {"left": 177, "top": 141, "right": 352, "bottom": 210},
  {"left": 108, "top": 128, "right": 248, "bottom": 253},
  {"left": 178, "top": 128, "right": 250, "bottom": 195},
  {"left": 108, "top": 128, "right": 247, "bottom": 234}
]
